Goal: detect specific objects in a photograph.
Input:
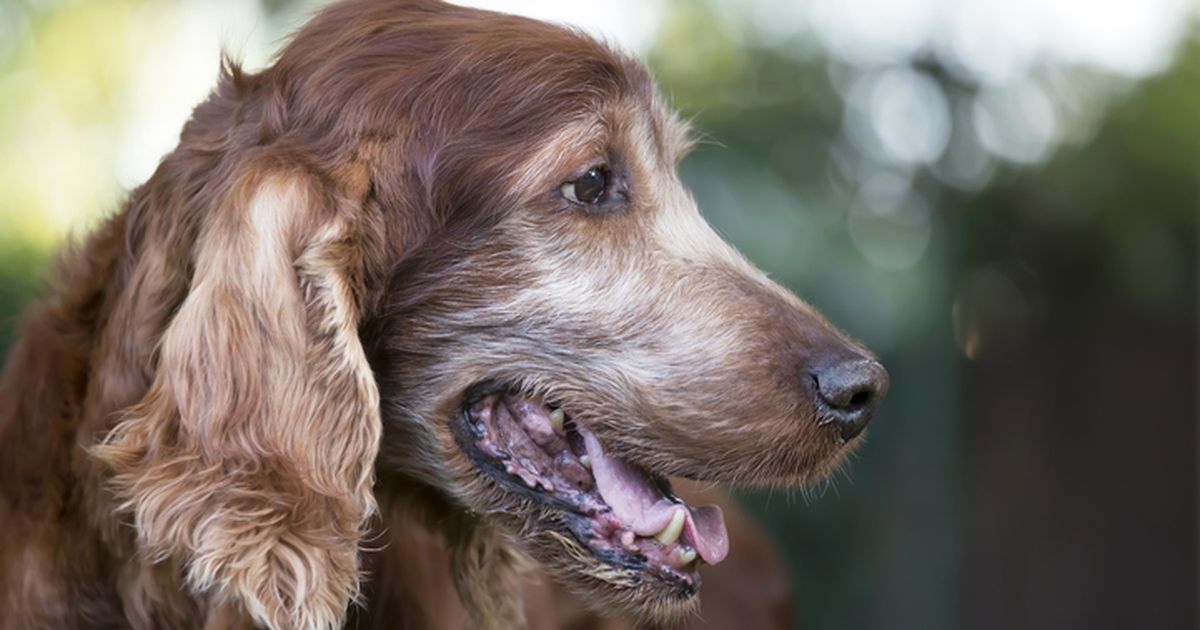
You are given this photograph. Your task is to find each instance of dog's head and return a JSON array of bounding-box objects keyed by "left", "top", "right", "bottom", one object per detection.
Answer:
[
  {"left": 338, "top": 1, "right": 889, "bottom": 622},
  {"left": 95, "top": 1, "right": 886, "bottom": 627}
]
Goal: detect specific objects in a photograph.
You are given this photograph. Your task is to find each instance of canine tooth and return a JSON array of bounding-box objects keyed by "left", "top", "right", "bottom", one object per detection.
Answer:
[
  {"left": 578, "top": 455, "right": 591, "bottom": 469},
  {"left": 678, "top": 547, "right": 698, "bottom": 566},
  {"left": 654, "top": 508, "right": 686, "bottom": 546},
  {"left": 549, "top": 408, "right": 565, "bottom": 434}
]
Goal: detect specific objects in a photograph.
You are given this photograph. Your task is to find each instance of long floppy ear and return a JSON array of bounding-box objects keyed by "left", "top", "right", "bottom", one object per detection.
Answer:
[{"left": 94, "top": 171, "right": 381, "bottom": 630}]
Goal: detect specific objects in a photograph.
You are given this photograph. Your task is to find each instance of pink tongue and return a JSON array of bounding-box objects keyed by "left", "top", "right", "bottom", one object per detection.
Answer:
[{"left": 580, "top": 427, "right": 729, "bottom": 565}]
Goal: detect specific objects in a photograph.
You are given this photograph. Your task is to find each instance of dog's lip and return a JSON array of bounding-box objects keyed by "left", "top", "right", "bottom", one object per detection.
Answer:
[{"left": 454, "top": 382, "right": 729, "bottom": 576}]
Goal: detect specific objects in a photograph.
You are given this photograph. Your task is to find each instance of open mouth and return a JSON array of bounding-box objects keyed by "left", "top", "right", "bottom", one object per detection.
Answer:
[{"left": 453, "top": 383, "right": 729, "bottom": 593}]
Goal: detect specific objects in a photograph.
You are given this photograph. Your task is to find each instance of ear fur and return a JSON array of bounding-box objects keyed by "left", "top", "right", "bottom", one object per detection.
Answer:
[{"left": 93, "top": 172, "right": 381, "bottom": 630}]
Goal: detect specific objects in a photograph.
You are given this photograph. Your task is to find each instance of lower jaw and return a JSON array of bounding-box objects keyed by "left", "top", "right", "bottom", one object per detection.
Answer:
[
  {"left": 515, "top": 499, "right": 702, "bottom": 605},
  {"left": 450, "top": 383, "right": 716, "bottom": 594}
]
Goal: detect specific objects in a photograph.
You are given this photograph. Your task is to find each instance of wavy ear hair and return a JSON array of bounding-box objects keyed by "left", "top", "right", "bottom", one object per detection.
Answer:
[{"left": 94, "top": 168, "right": 381, "bottom": 629}]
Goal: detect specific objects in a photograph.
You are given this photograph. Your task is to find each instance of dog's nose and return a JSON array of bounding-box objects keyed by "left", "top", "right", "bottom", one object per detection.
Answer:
[{"left": 812, "top": 359, "right": 889, "bottom": 441}]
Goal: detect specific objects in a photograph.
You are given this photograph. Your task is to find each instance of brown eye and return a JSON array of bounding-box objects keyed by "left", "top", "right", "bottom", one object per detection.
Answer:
[{"left": 561, "top": 167, "right": 608, "bottom": 205}]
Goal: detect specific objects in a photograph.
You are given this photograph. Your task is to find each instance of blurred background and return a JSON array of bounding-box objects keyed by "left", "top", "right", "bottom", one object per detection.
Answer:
[{"left": 0, "top": 0, "right": 1196, "bottom": 628}]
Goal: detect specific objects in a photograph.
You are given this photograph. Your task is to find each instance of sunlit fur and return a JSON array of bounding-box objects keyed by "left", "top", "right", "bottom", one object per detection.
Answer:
[{"left": 0, "top": 1, "right": 875, "bottom": 628}]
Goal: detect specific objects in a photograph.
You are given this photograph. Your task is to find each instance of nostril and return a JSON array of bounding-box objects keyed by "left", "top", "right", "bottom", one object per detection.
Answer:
[
  {"left": 812, "top": 362, "right": 885, "bottom": 409},
  {"left": 847, "top": 388, "right": 872, "bottom": 410},
  {"left": 810, "top": 358, "right": 889, "bottom": 441}
]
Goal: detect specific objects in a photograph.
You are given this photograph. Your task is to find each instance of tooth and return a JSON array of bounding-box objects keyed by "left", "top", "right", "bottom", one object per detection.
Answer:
[
  {"left": 549, "top": 408, "right": 565, "bottom": 434},
  {"left": 678, "top": 547, "right": 697, "bottom": 566},
  {"left": 579, "top": 455, "right": 591, "bottom": 469},
  {"left": 655, "top": 508, "right": 686, "bottom": 546}
]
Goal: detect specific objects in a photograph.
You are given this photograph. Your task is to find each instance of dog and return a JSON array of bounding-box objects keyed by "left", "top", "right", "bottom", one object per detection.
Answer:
[{"left": 0, "top": 1, "right": 888, "bottom": 628}]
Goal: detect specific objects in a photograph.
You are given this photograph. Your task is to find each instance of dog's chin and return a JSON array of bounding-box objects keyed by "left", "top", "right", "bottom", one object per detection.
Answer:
[{"left": 450, "top": 381, "right": 733, "bottom": 623}]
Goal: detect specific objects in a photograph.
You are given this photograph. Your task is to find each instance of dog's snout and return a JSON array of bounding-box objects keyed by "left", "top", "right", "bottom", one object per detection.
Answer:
[{"left": 812, "top": 359, "right": 889, "bottom": 441}]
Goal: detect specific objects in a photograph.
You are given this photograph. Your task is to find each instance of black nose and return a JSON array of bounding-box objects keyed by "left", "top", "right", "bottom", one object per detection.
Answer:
[{"left": 812, "top": 359, "right": 889, "bottom": 441}]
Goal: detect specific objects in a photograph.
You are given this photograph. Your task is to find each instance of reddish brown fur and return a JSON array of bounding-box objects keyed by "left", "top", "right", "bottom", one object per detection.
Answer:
[{"left": 0, "top": 1, "right": 877, "bottom": 628}]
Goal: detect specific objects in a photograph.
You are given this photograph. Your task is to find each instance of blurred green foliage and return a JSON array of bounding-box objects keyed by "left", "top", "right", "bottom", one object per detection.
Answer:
[
  {"left": 0, "top": 238, "right": 46, "bottom": 353},
  {"left": 647, "top": 3, "right": 1196, "bottom": 629}
]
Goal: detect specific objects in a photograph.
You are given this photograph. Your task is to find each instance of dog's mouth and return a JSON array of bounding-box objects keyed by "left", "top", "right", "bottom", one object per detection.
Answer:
[{"left": 453, "top": 383, "right": 729, "bottom": 591}]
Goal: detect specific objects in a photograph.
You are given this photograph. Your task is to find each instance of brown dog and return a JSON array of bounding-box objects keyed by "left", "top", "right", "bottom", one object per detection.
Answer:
[{"left": 0, "top": 1, "right": 886, "bottom": 628}]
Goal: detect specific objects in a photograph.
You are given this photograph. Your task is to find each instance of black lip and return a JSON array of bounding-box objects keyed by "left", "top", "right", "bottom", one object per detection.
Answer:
[{"left": 460, "top": 379, "right": 513, "bottom": 407}]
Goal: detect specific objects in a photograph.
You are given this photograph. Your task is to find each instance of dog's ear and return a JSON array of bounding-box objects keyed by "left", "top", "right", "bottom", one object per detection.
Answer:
[{"left": 93, "top": 171, "right": 381, "bottom": 630}]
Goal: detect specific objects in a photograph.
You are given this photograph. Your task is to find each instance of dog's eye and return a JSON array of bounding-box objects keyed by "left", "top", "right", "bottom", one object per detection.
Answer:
[{"left": 561, "top": 167, "right": 609, "bottom": 205}]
